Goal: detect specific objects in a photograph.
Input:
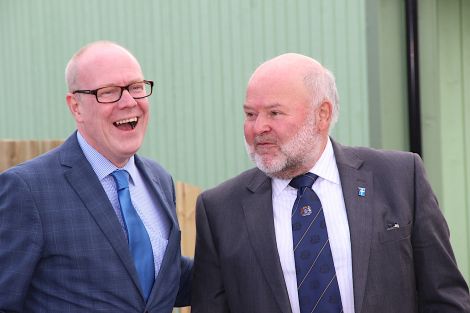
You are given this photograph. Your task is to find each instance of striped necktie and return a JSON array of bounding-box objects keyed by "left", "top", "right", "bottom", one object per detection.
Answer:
[{"left": 290, "top": 173, "right": 343, "bottom": 313}]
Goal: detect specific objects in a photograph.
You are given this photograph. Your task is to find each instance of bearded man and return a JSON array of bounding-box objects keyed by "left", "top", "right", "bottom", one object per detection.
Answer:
[{"left": 191, "top": 53, "right": 470, "bottom": 313}]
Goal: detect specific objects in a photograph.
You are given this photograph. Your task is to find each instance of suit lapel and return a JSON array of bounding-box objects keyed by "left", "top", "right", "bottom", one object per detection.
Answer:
[
  {"left": 241, "top": 170, "right": 292, "bottom": 313},
  {"left": 332, "top": 140, "right": 373, "bottom": 313},
  {"left": 134, "top": 156, "right": 179, "bottom": 302},
  {"left": 60, "top": 134, "right": 143, "bottom": 297},
  {"left": 135, "top": 156, "right": 177, "bottom": 228}
]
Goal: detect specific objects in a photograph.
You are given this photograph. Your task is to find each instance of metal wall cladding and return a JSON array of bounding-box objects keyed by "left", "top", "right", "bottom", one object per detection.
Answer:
[
  {"left": 419, "top": 0, "right": 470, "bottom": 283},
  {"left": 0, "top": 0, "right": 368, "bottom": 189}
]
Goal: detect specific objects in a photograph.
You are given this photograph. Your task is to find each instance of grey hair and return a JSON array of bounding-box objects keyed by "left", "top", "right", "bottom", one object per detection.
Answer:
[{"left": 303, "top": 67, "right": 340, "bottom": 130}]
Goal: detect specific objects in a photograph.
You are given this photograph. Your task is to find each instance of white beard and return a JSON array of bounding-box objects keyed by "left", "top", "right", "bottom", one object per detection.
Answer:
[{"left": 245, "top": 112, "right": 323, "bottom": 179}]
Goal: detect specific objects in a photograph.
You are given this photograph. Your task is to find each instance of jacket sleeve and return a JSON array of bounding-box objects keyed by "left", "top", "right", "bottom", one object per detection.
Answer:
[
  {"left": 191, "top": 194, "right": 231, "bottom": 313},
  {"left": 174, "top": 256, "right": 193, "bottom": 307},
  {"left": 411, "top": 154, "right": 470, "bottom": 311},
  {"left": 169, "top": 174, "right": 194, "bottom": 308},
  {"left": 0, "top": 170, "right": 43, "bottom": 312}
]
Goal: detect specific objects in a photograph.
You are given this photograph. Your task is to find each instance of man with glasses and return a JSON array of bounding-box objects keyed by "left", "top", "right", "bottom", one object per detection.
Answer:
[{"left": 0, "top": 41, "right": 192, "bottom": 312}]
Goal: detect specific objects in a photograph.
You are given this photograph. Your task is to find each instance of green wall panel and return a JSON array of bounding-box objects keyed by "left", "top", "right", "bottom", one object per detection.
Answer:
[
  {"left": 464, "top": 0, "right": 470, "bottom": 284},
  {"left": 366, "top": 0, "right": 409, "bottom": 151},
  {"left": 0, "top": 0, "right": 369, "bottom": 189},
  {"left": 420, "top": 0, "right": 470, "bottom": 282}
]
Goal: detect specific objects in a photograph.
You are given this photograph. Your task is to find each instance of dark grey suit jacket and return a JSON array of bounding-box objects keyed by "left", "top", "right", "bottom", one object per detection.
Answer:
[
  {"left": 0, "top": 133, "right": 192, "bottom": 312},
  {"left": 192, "top": 140, "right": 470, "bottom": 313}
]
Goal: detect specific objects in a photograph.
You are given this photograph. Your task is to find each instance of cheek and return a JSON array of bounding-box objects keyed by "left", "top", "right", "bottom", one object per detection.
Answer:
[
  {"left": 138, "top": 103, "right": 150, "bottom": 122},
  {"left": 82, "top": 111, "right": 102, "bottom": 129},
  {"left": 277, "top": 124, "right": 299, "bottom": 142},
  {"left": 243, "top": 123, "right": 254, "bottom": 142},
  {"left": 139, "top": 100, "right": 150, "bottom": 113}
]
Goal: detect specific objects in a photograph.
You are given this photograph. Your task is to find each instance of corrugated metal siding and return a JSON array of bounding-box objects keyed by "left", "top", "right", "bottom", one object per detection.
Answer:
[
  {"left": 420, "top": 0, "right": 470, "bottom": 282},
  {"left": 464, "top": 0, "right": 470, "bottom": 285},
  {"left": 0, "top": 0, "right": 368, "bottom": 189},
  {"left": 366, "top": 0, "right": 409, "bottom": 150}
]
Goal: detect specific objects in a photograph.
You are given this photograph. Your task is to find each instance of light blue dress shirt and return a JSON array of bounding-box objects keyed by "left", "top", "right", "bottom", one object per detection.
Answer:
[{"left": 77, "top": 132, "right": 169, "bottom": 279}]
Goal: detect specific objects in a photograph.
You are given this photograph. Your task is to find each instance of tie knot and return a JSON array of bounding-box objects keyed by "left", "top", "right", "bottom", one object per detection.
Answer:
[
  {"left": 111, "top": 169, "right": 130, "bottom": 190},
  {"left": 289, "top": 173, "right": 318, "bottom": 190}
]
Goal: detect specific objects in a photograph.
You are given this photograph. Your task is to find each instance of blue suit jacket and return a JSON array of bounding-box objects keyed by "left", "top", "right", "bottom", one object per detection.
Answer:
[{"left": 0, "top": 133, "right": 192, "bottom": 312}]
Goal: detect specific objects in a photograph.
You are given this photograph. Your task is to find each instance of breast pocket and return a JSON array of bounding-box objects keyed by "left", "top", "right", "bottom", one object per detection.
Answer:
[{"left": 378, "top": 223, "right": 412, "bottom": 243}]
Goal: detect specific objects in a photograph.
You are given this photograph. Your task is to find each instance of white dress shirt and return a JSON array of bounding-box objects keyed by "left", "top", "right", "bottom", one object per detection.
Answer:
[{"left": 272, "top": 138, "right": 355, "bottom": 313}]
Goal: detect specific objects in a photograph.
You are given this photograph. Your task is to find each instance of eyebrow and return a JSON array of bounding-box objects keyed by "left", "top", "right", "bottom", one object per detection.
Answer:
[
  {"left": 243, "top": 103, "right": 282, "bottom": 110},
  {"left": 98, "top": 79, "right": 144, "bottom": 88}
]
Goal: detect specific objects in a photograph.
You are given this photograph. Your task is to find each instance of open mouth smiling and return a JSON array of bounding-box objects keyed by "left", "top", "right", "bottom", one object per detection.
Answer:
[{"left": 113, "top": 117, "right": 138, "bottom": 129}]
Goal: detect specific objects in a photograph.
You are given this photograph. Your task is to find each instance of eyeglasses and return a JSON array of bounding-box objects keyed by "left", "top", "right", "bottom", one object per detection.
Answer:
[{"left": 72, "top": 80, "right": 154, "bottom": 103}]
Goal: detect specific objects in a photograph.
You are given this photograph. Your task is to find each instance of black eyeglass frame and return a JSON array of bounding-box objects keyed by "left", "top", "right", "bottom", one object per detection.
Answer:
[{"left": 72, "top": 80, "right": 154, "bottom": 103}]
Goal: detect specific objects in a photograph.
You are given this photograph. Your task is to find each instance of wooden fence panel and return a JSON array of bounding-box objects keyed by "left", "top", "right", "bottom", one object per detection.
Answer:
[
  {"left": 175, "top": 181, "right": 200, "bottom": 257},
  {"left": 175, "top": 182, "right": 200, "bottom": 313},
  {"left": 0, "top": 140, "right": 63, "bottom": 173}
]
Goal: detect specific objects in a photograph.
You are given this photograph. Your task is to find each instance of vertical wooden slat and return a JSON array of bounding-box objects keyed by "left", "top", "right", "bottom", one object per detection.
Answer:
[
  {"left": 175, "top": 181, "right": 200, "bottom": 258},
  {"left": 175, "top": 182, "right": 201, "bottom": 313}
]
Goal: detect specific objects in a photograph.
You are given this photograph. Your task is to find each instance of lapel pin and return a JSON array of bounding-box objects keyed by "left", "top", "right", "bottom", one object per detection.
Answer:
[
  {"left": 300, "top": 205, "right": 312, "bottom": 216},
  {"left": 358, "top": 187, "right": 366, "bottom": 197}
]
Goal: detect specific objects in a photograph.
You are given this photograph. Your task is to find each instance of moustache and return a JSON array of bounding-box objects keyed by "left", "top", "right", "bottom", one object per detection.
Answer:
[{"left": 254, "top": 135, "right": 277, "bottom": 145}]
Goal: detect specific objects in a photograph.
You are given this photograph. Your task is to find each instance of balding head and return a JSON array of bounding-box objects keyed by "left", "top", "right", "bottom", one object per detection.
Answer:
[
  {"left": 247, "top": 53, "right": 339, "bottom": 129},
  {"left": 65, "top": 41, "right": 141, "bottom": 92},
  {"left": 249, "top": 53, "right": 322, "bottom": 82}
]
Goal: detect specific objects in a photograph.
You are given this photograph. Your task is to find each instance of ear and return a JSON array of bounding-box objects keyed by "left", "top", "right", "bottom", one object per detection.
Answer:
[
  {"left": 316, "top": 101, "right": 332, "bottom": 131},
  {"left": 66, "top": 93, "right": 84, "bottom": 122}
]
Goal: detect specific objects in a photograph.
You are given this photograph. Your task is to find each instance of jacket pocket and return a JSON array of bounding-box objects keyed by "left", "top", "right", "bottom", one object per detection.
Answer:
[{"left": 378, "top": 223, "right": 412, "bottom": 243}]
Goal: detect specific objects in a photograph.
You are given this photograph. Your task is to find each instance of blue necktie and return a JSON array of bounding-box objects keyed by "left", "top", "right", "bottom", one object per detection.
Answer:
[
  {"left": 290, "top": 173, "right": 343, "bottom": 313},
  {"left": 111, "top": 170, "right": 154, "bottom": 301}
]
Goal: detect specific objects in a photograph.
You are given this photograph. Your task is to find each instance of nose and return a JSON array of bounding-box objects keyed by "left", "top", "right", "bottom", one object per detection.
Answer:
[
  {"left": 253, "top": 114, "right": 271, "bottom": 135},
  {"left": 117, "top": 89, "right": 137, "bottom": 108}
]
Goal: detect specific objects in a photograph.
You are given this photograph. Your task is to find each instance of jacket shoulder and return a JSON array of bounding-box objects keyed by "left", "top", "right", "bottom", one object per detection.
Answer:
[
  {"left": 333, "top": 140, "right": 419, "bottom": 171},
  {"left": 201, "top": 167, "right": 265, "bottom": 202},
  {"left": 137, "top": 155, "right": 172, "bottom": 178}
]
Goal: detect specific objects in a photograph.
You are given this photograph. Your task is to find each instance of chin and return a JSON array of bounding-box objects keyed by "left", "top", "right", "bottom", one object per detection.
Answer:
[
  {"left": 255, "top": 156, "right": 286, "bottom": 175},
  {"left": 116, "top": 142, "right": 141, "bottom": 157}
]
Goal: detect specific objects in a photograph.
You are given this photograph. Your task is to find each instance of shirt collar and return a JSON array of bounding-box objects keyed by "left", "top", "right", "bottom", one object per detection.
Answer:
[
  {"left": 314, "top": 137, "right": 340, "bottom": 185},
  {"left": 272, "top": 137, "right": 339, "bottom": 197},
  {"left": 76, "top": 131, "right": 137, "bottom": 185}
]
